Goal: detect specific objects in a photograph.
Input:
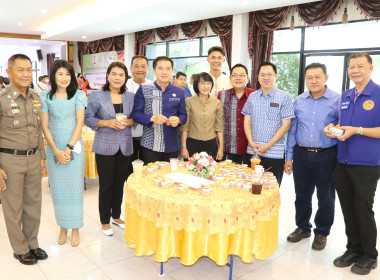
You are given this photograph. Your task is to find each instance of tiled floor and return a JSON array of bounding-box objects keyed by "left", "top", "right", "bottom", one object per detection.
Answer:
[{"left": 0, "top": 175, "right": 379, "bottom": 280}]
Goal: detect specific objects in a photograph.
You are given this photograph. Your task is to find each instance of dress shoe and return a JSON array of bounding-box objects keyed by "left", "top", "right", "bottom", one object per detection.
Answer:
[
  {"left": 351, "top": 255, "right": 377, "bottom": 275},
  {"left": 287, "top": 227, "right": 311, "bottom": 243},
  {"left": 58, "top": 228, "right": 68, "bottom": 245},
  {"left": 333, "top": 249, "right": 360, "bottom": 267},
  {"left": 13, "top": 252, "right": 37, "bottom": 265},
  {"left": 312, "top": 234, "right": 327, "bottom": 251},
  {"left": 112, "top": 219, "right": 125, "bottom": 229},
  {"left": 71, "top": 229, "right": 80, "bottom": 247},
  {"left": 30, "top": 248, "right": 48, "bottom": 260}
]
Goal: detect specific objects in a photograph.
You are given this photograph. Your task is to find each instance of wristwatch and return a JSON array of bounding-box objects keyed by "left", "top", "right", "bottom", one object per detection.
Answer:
[
  {"left": 355, "top": 127, "right": 362, "bottom": 136},
  {"left": 181, "top": 145, "right": 187, "bottom": 148},
  {"left": 66, "top": 144, "right": 74, "bottom": 150}
]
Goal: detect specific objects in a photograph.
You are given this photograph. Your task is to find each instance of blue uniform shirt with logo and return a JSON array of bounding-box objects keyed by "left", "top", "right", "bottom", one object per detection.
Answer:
[{"left": 338, "top": 80, "right": 380, "bottom": 166}]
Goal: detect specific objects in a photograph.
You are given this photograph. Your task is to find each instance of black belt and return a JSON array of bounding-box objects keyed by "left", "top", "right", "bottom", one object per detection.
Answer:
[
  {"left": 299, "top": 145, "right": 337, "bottom": 154},
  {"left": 0, "top": 147, "right": 38, "bottom": 156}
]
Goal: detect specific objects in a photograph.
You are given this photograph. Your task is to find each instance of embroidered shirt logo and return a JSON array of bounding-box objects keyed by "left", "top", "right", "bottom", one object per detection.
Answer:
[{"left": 363, "top": 100, "right": 374, "bottom": 111}]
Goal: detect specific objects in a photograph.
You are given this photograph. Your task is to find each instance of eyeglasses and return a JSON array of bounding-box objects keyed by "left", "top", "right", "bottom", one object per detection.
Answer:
[
  {"left": 199, "top": 82, "right": 213, "bottom": 86},
  {"left": 258, "top": 73, "right": 275, "bottom": 78},
  {"left": 231, "top": 74, "right": 247, "bottom": 78}
]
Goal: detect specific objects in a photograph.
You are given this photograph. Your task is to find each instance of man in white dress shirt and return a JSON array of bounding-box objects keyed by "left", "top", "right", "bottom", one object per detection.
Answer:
[
  {"left": 207, "top": 46, "right": 232, "bottom": 98},
  {"left": 126, "top": 55, "right": 152, "bottom": 177},
  {"left": 34, "top": 76, "right": 49, "bottom": 94}
]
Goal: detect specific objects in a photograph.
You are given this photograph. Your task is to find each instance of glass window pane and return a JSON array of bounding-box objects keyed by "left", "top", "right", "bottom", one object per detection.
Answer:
[
  {"left": 147, "top": 60, "right": 154, "bottom": 81},
  {"left": 168, "top": 39, "right": 200, "bottom": 58},
  {"left": 202, "top": 37, "right": 222, "bottom": 56},
  {"left": 273, "top": 29, "right": 302, "bottom": 53},
  {"left": 305, "top": 21, "right": 380, "bottom": 51},
  {"left": 305, "top": 55, "right": 344, "bottom": 94},
  {"left": 271, "top": 54, "right": 300, "bottom": 99},
  {"left": 146, "top": 43, "right": 166, "bottom": 59}
]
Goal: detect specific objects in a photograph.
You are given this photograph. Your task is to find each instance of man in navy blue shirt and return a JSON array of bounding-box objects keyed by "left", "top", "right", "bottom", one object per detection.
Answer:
[
  {"left": 324, "top": 53, "right": 380, "bottom": 275},
  {"left": 285, "top": 63, "right": 340, "bottom": 250},
  {"left": 132, "top": 56, "right": 187, "bottom": 164}
]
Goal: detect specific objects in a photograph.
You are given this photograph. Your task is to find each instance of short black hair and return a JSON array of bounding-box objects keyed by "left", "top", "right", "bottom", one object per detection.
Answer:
[
  {"left": 208, "top": 46, "right": 225, "bottom": 57},
  {"left": 49, "top": 60, "right": 78, "bottom": 100},
  {"left": 193, "top": 72, "right": 214, "bottom": 95},
  {"left": 153, "top": 56, "right": 173, "bottom": 69},
  {"left": 38, "top": 76, "right": 45, "bottom": 82},
  {"left": 348, "top": 53, "right": 372, "bottom": 65},
  {"left": 257, "top": 61, "right": 277, "bottom": 74},
  {"left": 131, "top": 55, "right": 148, "bottom": 66},
  {"left": 230, "top": 64, "right": 249, "bottom": 75},
  {"left": 3, "top": 77, "right": 10, "bottom": 85},
  {"left": 305, "top": 63, "right": 327, "bottom": 75},
  {"left": 0, "top": 76, "right": 3, "bottom": 84},
  {"left": 102, "top": 62, "right": 129, "bottom": 93},
  {"left": 8, "top": 54, "right": 32, "bottom": 69},
  {"left": 176, "top": 72, "right": 187, "bottom": 79}
]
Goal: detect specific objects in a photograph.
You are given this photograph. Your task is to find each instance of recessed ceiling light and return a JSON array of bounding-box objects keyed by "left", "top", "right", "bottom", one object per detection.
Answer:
[
  {"left": 241, "top": 0, "right": 248, "bottom": 5},
  {"left": 17, "top": 22, "right": 22, "bottom": 26},
  {"left": 81, "top": 36, "right": 87, "bottom": 39},
  {"left": 41, "top": 9, "right": 47, "bottom": 14}
]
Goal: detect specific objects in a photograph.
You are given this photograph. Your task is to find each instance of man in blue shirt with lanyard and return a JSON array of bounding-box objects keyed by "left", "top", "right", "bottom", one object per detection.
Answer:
[
  {"left": 324, "top": 53, "right": 380, "bottom": 275},
  {"left": 285, "top": 63, "right": 340, "bottom": 250},
  {"left": 132, "top": 56, "right": 187, "bottom": 164}
]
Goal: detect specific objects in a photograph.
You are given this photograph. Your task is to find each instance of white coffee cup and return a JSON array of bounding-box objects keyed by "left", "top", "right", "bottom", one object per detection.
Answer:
[{"left": 255, "top": 165, "right": 264, "bottom": 173}]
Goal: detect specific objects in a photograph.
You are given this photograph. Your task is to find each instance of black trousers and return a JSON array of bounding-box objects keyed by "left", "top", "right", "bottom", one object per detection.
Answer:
[
  {"left": 126, "top": 137, "right": 144, "bottom": 179},
  {"left": 293, "top": 145, "right": 337, "bottom": 236},
  {"left": 187, "top": 137, "right": 218, "bottom": 159},
  {"left": 260, "top": 156, "right": 285, "bottom": 186},
  {"left": 333, "top": 163, "right": 380, "bottom": 258},
  {"left": 142, "top": 147, "right": 178, "bottom": 165},
  {"left": 95, "top": 150, "right": 130, "bottom": 225}
]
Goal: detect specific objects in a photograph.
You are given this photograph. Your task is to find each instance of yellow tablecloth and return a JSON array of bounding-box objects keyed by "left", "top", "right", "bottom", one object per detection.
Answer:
[
  {"left": 44, "top": 130, "right": 98, "bottom": 179},
  {"left": 124, "top": 165, "right": 280, "bottom": 266}
]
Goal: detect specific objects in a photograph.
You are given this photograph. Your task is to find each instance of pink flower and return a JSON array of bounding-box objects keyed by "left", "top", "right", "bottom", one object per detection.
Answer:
[{"left": 196, "top": 163, "right": 203, "bottom": 169}]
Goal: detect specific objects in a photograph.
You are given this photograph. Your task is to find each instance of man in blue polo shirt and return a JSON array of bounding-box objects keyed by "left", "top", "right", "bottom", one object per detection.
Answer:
[
  {"left": 242, "top": 61, "right": 294, "bottom": 185},
  {"left": 324, "top": 53, "right": 380, "bottom": 275},
  {"left": 132, "top": 56, "right": 187, "bottom": 164},
  {"left": 285, "top": 63, "right": 340, "bottom": 250}
]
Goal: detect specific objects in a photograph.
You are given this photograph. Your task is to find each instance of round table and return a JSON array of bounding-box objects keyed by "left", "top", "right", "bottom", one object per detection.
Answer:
[{"left": 123, "top": 164, "right": 280, "bottom": 266}]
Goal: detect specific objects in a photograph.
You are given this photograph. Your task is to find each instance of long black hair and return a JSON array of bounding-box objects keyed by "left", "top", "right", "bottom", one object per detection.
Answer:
[
  {"left": 102, "top": 62, "right": 129, "bottom": 93},
  {"left": 49, "top": 60, "right": 78, "bottom": 100}
]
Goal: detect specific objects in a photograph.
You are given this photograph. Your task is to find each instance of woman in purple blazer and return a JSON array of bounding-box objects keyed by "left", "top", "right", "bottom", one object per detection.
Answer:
[{"left": 85, "top": 62, "right": 135, "bottom": 236}]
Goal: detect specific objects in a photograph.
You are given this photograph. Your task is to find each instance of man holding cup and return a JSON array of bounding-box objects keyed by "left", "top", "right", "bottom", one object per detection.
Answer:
[
  {"left": 324, "top": 53, "right": 380, "bottom": 275},
  {"left": 132, "top": 56, "right": 187, "bottom": 164},
  {"left": 285, "top": 63, "right": 340, "bottom": 250}
]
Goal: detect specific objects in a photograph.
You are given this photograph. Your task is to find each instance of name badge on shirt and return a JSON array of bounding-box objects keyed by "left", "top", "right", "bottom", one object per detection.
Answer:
[
  {"left": 270, "top": 102, "right": 279, "bottom": 107},
  {"left": 340, "top": 101, "right": 350, "bottom": 110}
]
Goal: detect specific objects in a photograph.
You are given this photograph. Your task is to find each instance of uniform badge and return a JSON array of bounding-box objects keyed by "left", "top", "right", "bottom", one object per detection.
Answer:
[
  {"left": 172, "top": 94, "right": 176, "bottom": 97},
  {"left": 13, "top": 92, "right": 17, "bottom": 96},
  {"left": 13, "top": 120, "right": 19, "bottom": 126},
  {"left": 12, "top": 109, "right": 20, "bottom": 114},
  {"left": 7, "top": 95, "right": 11, "bottom": 99},
  {"left": 363, "top": 100, "right": 374, "bottom": 111},
  {"left": 32, "top": 99, "right": 39, "bottom": 103}
]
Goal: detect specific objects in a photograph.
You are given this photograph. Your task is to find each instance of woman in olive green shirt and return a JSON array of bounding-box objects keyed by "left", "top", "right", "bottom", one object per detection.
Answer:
[{"left": 181, "top": 72, "right": 224, "bottom": 160}]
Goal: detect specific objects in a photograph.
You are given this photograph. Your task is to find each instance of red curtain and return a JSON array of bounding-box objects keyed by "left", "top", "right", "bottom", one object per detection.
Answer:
[
  {"left": 354, "top": 0, "right": 380, "bottom": 19},
  {"left": 47, "top": 53, "right": 55, "bottom": 77},
  {"left": 181, "top": 20, "right": 205, "bottom": 39},
  {"left": 100, "top": 37, "right": 113, "bottom": 52},
  {"left": 297, "top": 0, "right": 344, "bottom": 26},
  {"left": 248, "top": 7, "right": 290, "bottom": 89},
  {"left": 156, "top": 25, "right": 176, "bottom": 41},
  {"left": 114, "top": 35, "right": 124, "bottom": 51},
  {"left": 135, "top": 29, "right": 155, "bottom": 56},
  {"left": 208, "top": 15, "right": 233, "bottom": 69}
]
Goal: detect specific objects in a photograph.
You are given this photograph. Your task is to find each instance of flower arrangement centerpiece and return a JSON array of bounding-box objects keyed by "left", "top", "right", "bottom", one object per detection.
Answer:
[{"left": 186, "top": 152, "right": 217, "bottom": 179}]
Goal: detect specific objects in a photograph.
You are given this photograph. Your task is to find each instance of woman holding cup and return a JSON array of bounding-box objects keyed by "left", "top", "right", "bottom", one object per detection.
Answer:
[{"left": 85, "top": 62, "right": 135, "bottom": 236}]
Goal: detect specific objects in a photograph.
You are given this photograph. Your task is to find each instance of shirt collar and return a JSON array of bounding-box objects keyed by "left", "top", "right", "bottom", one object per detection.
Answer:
[
  {"left": 154, "top": 81, "right": 172, "bottom": 92},
  {"left": 231, "top": 87, "right": 251, "bottom": 99},
  {"left": 259, "top": 87, "right": 276, "bottom": 97},
  {"left": 9, "top": 84, "right": 32, "bottom": 100},
  {"left": 347, "top": 79, "right": 375, "bottom": 100},
  {"left": 306, "top": 85, "right": 331, "bottom": 99}
]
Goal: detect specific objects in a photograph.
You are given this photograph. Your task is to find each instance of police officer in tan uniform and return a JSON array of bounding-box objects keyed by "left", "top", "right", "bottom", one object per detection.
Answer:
[{"left": 0, "top": 54, "right": 48, "bottom": 265}]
